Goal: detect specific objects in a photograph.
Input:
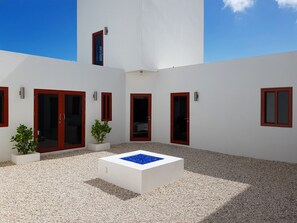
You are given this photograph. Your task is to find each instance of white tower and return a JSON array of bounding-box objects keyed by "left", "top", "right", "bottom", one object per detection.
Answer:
[{"left": 77, "top": 0, "right": 204, "bottom": 72}]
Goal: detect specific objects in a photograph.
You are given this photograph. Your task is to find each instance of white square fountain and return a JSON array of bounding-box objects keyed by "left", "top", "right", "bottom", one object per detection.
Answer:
[{"left": 98, "top": 150, "right": 184, "bottom": 194}]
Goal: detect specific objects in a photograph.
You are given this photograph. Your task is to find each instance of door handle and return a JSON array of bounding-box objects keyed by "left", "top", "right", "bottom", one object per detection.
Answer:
[{"left": 59, "top": 114, "right": 66, "bottom": 121}]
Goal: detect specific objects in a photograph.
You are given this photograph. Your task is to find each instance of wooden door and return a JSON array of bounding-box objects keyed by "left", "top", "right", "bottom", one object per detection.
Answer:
[
  {"left": 34, "top": 89, "right": 85, "bottom": 153},
  {"left": 171, "top": 92, "right": 190, "bottom": 145},
  {"left": 130, "top": 94, "right": 152, "bottom": 141}
]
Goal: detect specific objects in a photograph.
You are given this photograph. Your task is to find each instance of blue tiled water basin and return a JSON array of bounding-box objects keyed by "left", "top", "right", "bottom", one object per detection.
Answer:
[{"left": 120, "top": 153, "right": 164, "bottom": 165}]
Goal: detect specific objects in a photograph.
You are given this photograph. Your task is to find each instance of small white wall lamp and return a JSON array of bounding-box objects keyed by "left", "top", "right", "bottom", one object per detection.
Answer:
[
  {"left": 93, "top": 91, "right": 98, "bottom": 101},
  {"left": 194, "top": 91, "right": 199, "bottom": 101},
  {"left": 19, "top": 87, "right": 25, "bottom": 99},
  {"left": 104, "top": 27, "right": 108, "bottom": 35}
]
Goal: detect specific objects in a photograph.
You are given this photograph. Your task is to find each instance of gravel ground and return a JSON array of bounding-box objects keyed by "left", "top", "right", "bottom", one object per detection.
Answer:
[{"left": 0, "top": 143, "right": 296, "bottom": 223}]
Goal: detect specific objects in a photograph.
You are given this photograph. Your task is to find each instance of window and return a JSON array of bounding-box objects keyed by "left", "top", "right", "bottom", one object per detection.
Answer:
[
  {"left": 0, "top": 87, "right": 8, "bottom": 127},
  {"left": 101, "top": 92, "right": 112, "bottom": 121},
  {"left": 261, "top": 87, "right": 292, "bottom": 127},
  {"left": 92, "top": 31, "right": 104, "bottom": 66}
]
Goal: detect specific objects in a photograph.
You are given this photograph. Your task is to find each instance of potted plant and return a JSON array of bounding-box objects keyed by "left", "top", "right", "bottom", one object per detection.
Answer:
[
  {"left": 88, "top": 120, "right": 112, "bottom": 151},
  {"left": 10, "top": 124, "right": 40, "bottom": 165}
]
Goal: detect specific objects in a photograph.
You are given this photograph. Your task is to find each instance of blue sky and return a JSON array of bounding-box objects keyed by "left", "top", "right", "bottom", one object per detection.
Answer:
[
  {"left": 0, "top": 0, "right": 77, "bottom": 61},
  {"left": 205, "top": 0, "right": 297, "bottom": 62},
  {"left": 0, "top": 0, "right": 296, "bottom": 62}
]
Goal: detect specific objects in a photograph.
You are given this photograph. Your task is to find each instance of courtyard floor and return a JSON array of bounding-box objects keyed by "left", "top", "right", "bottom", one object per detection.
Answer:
[{"left": 0, "top": 143, "right": 296, "bottom": 223}]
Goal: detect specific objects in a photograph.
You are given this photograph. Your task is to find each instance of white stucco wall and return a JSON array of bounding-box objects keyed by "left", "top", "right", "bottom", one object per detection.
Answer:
[
  {"left": 1, "top": 50, "right": 296, "bottom": 163},
  {"left": 0, "top": 50, "right": 126, "bottom": 162},
  {"left": 77, "top": 0, "right": 143, "bottom": 72},
  {"left": 77, "top": 0, "right": 204, "bottom": 72},
  {"left": 126, "top": 51, "right": 297, "bottom": 163},
  {"left": 141, "top": 0, "right": 204, "bottom": 69},
  {"left": 125, "top": 71, "right": 158, "bottom": 141}
]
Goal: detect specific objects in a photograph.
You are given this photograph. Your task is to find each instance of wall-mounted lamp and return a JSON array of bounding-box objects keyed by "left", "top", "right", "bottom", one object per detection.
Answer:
[
  {"left": 194, "top": 91, "right": 199, "bottom": 101},
  {"left": 104, "top": 27, "right": 108, "bottom": 35},
  {"left": 19, "top": 87, "right": 25, "bottom": 99},
  {"left": 93, "top": 91, "right": 98, "bottom": 101}
]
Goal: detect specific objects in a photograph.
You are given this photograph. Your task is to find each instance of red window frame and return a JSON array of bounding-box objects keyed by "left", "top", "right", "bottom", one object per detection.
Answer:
[
  {"left": 92, "top": 30, "right": 104, "bottom": 66},
  {"left": 0, "top": 87, "right": 9, "bottom": 127},
  {"left": 101, "top": 92, "right": 112, "bottom": 121},
  {"left": 261, "top": 87, "right": 293, "bottom": 128}
]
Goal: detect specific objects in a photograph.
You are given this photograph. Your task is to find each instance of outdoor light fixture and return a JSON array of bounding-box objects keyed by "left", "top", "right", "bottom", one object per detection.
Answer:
[
  {"left": 104, "top": 27, "right": 108, "bottom": 35},
  {"left": 19, "top": 87, "right": 25, "bottom": 99},
  {"left": 194, "top": 91, "right": 199, "bottom": 101},
  {"left": 93, "top": 91, "right": 98, "bottom": 101}
]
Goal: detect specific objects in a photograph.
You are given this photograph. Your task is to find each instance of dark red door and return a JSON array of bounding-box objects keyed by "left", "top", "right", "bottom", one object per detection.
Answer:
[
  {"left": 34, "top": 89, "right": 85, "bottom": 153},
  {"left": 171, "top": 92, "right": 190, "bottom": 145},
  {"left": 130, "top": 94, "right": 152, "bottom": 141}
]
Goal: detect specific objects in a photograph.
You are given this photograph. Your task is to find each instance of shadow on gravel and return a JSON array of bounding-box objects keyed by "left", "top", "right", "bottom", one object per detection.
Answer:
[
  {"left": 109, "top": 143, "right": 297, "bottom": 222},
  {"left": 41, "top": 149, "right": 95, "bottom": 161},
  {"left": 85, "top": 178, "right": 140, "bottom": 201},
  {"left": 0, "top": 161, "right": 15, "bottom": 167}
]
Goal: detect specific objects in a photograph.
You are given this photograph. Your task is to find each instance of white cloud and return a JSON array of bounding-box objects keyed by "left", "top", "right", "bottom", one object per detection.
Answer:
[
  {"left": 276, "top": 0, "right": 297, "bottom": 10},
  {"left": 223, "top": 0, "right": 255, "bottom": 12}
]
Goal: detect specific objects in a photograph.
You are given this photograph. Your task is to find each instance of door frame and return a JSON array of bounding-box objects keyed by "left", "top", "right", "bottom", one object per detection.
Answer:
[
  {"left": 170, "top": 92, "right": 190, "bottom": 145},
  {"left": 130, "top": 94, "right": 152, "bottom": 141},
  {"left": 34, "top": 89, "right": 86, "bottom": 153}
]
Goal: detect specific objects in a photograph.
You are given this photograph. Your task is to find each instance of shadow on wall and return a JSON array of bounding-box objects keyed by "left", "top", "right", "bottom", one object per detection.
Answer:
[{"left": 0, "top": 51, "right": 29, "bottom": 83}]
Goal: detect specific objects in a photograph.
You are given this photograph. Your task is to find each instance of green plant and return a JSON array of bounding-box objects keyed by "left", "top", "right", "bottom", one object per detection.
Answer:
[
  {"left": 11, "top": 124, "right": 37, "bottom": 154},
  {"left": 91, "top": 120, "right": 112, "bottom": 143}
]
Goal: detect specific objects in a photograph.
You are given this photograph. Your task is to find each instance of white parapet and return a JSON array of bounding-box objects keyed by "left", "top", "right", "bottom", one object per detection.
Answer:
[{"left": 98, "top": 150, "right": 184, "bottom": 194}]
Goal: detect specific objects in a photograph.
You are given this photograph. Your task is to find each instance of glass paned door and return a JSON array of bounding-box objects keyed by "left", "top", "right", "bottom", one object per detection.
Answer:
[
  {"left": 171, "top": 93, "right": 190, "bottom": 145},
  {"left": 130, "top": 94, "right": 152, "bottom": 141},
  {"left": 37, "top": 93, "right": 59, "bottom": 149},
  {"left": 64, "top": 95, "right": 83, "bottom": 146},
  {"left": 34, "top": 90, "right": 85, "bottom": 153}
]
